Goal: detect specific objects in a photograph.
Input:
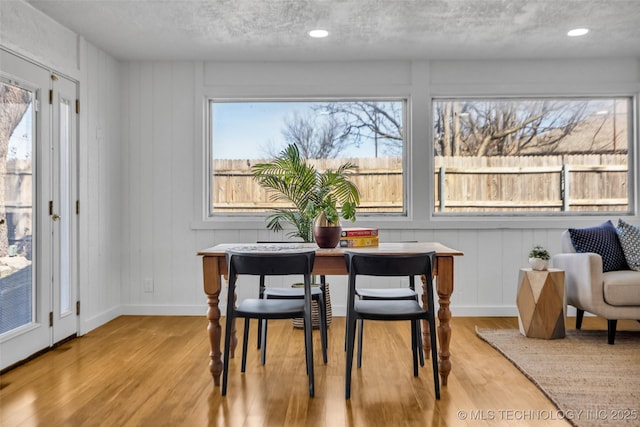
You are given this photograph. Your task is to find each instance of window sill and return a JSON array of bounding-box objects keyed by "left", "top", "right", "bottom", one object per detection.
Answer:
[{"left": 190, "top": 213, "right": 640, "bottom": 231}]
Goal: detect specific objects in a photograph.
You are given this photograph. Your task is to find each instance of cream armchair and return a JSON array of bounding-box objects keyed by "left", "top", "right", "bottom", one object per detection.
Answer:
[{"left": 551, "top": 230, "right": 640, "bottom": 344}]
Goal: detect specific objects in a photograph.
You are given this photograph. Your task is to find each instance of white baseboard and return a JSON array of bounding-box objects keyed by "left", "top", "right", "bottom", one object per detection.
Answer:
[
  {"left": 82, "top": 304, "right": 586, "bottom": 330},
  {"left": 121, "top": 304, "right": 208, "bottom": 316},
  {"left": 313, "top": 304, "right": 521, "bottom": 317},
  {"left": 446, "top": 305, "right": 586, "bottom": 317},
  {"left": 448, "top": 305, "right": 519, "bottom": 317},
  {"left": 80, "top": 305, "right": 123, "bottom": 335}
]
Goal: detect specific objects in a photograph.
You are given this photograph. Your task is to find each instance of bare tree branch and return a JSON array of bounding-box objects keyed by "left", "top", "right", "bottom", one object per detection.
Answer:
[
  {"left": 280, "top": 111, "right": 349, "bottom": 159},
  {"left": 434, "top": 99, "right": 595, "bottom": 157},
  {"left": 0, "top": 82, "right": 31, "bottom": 255},
  {"left": 316, "top": 101, "right": 404, "bottom": 157}
]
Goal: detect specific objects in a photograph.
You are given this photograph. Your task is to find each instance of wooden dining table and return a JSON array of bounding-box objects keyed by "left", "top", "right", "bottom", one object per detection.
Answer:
[{"left": 198, "top": 241, "right": 463, "bottom": 387}]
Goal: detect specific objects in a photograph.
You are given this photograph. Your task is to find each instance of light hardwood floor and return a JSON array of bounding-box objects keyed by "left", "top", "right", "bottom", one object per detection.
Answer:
[{"left": 2, "top": 315, "right": 638, "bottom": 426}]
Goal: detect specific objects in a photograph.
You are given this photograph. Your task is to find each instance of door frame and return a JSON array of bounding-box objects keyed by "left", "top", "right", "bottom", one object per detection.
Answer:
[{"left": 0, "top": 48, "right": 79, "bottom": 370}]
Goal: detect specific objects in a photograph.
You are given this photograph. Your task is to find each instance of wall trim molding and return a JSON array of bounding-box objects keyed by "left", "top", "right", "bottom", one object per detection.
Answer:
[
  {"left": 104, "top": 304, "right": 587, "bottom": 319},
  {"left": 116, "top": 303, "right": 538, "bottom": 318},
  {"left": 121, "top": 304, "right": 208, "bottom": 316}
]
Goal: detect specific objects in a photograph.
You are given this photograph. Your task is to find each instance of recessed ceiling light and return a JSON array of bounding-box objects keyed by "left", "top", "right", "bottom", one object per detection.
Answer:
[
  {"left": 309, "top": 29, "right": 329, "bottom": 38},
  {"left": 567, "top": 28, "right": 589, "bottom": 37}
]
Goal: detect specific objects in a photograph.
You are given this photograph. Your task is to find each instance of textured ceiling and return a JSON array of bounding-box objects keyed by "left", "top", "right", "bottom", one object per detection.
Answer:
[{"left": 25, "top": 0, "right": 640, "bottom": 62}]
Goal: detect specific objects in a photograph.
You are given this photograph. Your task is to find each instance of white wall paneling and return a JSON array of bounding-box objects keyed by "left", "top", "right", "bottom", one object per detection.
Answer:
[
  {"left": 1, "top": 1, "right": 123, "bottom": 334},
  {"left": 122, "top": 58, "right": 639, "bottom": 317},
  {"left": 4, "top": 1, "right": 639, "bottom": 326},
  {"left": 120, "top": 61, "right": 206, "bottom": 315},
  {"left": 79, "top": 42, "right": 123, "bottom": 333}
]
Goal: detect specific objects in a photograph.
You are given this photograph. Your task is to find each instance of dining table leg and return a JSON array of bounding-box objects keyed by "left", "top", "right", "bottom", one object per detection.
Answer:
[
  {"left": 422, "top": 255, "right": 454, "bottom": 387},
  {"left": 435, "top": 255, "right": 454, "bottom": 386},
  {"left": 203, "top": 256, "right": 237, "bottom": 386}
]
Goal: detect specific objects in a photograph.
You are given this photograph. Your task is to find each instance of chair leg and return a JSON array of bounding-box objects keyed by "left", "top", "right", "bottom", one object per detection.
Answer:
[
  {"left": 411, "top": 320, "right": 419, "bottom": 377},
  {"left": 317, "top": 296, "right": 328, "bottom": 364},
  {"left": 304, "top": 305, "right": 315, "bottom": 397},
  {"left": 303, "top": 317, "right": 309, "bottom": 376},
  {"left": 428, "top": 314, "right": 440, "bottom": 400},
  {"left": 222, "top": 312, "right": 234, "bottom": 396},
  {"left": 257, "top": 278, "right": 265, "bottom": 349},
  {"left": 260, "top": 319, "right": 268, "bottom": 365},
  {"left": 241, "top": 318, "right": 250, "bottom": 372},
  {"left": 344, "top": 322, "right": 348, "bottom": 353},
  {"left": 576, "top": 309, "right": 584, "bottom": 329},
  {"left": 357, "top": 318, "right": 364, "bottom": 368},
  {"left": 607, "top": 319, "right": 617, "bottom": 345},
  {"left": 345, "top": 315, "right": 357, "bottom": 399},
  {"left": 416, "top": 320, "right": 425, "bottom": 367}
]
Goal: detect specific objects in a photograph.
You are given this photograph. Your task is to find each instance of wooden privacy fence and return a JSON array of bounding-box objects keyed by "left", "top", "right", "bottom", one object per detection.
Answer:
[
  {"left": 4, "top": 159, "right": 32, "bottom": 256},
  {"left": 212, "top": 157, "right": 404, "bottom": 213},
  {"left": 434, "top": 154, "right": 628, "bottom": 213},
  {"left": 212, "top": 154, "right": 628, "bottom": 214}
]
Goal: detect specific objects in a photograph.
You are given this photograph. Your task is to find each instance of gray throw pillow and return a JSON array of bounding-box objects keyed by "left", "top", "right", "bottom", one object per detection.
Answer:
[{"left": 616, "top": 218, "right": 640, "bottom": 271}]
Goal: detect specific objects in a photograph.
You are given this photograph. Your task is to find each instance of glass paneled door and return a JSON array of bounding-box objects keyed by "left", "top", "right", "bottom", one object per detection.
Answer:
[
  {"left": 0, "top": 49, "right": 78, "bottom": 370},
  {"left": 50, "top": 73, "right": 78, "bottom": 343}
]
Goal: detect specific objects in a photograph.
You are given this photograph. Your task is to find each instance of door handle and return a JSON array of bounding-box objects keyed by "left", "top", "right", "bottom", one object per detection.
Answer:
[{"left": 52, "top": 214, "right": 61, "bottom": 221}]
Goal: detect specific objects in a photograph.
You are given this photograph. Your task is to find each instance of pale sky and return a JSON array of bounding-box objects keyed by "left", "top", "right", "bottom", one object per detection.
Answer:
[
  {"left": 8, "top": 104, "right": 33, "bottom": 160},
  {"left": 211, "top": 101, "right": 378, "bottom": 160}
]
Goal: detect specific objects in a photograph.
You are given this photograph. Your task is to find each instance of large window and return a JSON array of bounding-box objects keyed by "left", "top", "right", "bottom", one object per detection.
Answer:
[
  {"left": 209, "top": 100, "right": 406, "bottom": 217},
  {"left": 433, "top": 97, "right": 633, "bottom": 215}
]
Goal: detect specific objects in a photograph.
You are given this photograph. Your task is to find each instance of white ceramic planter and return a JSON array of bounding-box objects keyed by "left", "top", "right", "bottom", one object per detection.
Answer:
[{"left": 529, "top": 257, "right": 549, "bottom": 271}]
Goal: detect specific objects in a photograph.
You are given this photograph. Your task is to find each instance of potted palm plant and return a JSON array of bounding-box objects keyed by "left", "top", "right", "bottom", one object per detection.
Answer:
[{"left": 251, "top": 144, "right": 360, "bottom": 247}]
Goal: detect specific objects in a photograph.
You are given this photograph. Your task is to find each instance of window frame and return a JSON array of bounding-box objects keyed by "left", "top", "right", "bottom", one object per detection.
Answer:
[
  {"left": 423, "top": 89, "right": 639, "bottom": 227},
  {"left": 204, "top": 96, "right": 412, "bottom": 222},
  {"left": 430, "top": 95, "right": 636, "bottom": 218},
  {"left": 191, "top": 68, "right": 639, "bottom": 231}
]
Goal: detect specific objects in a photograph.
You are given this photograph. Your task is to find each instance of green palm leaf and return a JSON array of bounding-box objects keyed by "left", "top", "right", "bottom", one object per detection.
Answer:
[{"left": 252, "top": 144, "right": 360, "bottom": 242}]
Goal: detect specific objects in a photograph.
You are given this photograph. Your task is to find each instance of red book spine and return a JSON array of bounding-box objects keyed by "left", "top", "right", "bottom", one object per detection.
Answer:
[{"left": 341, "top": 228, "right": 378, "bottom": 237}]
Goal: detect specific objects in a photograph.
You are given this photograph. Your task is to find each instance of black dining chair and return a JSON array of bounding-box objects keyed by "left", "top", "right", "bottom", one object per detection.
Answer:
[
  {"left": 354, "top": 276, "right": 424, "bottom": 368},
  {"left": 222, "top": 250, "right": 317, "bottom": 397},
  {"left": 349, "top": 241, "right": 424, "bottom": 368},
  {"left": 343, "top": 251, "right": 440, "bottom": 400},
  {"left": 255, "top": 241, "right": 328, "bottom": 364},
  {"left": 258, "top": 274, "right": 328, "bottom": 364}
]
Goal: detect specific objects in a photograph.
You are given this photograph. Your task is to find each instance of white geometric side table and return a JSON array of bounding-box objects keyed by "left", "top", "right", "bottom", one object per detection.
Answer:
[{"left": 516, "top": 268, "right": 566, "bottom": 339}]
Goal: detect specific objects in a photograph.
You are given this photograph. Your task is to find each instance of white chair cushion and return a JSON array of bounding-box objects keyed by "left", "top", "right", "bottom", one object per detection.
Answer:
[{"left": 602, "top": 270, "right": 640, "bottom": 306}]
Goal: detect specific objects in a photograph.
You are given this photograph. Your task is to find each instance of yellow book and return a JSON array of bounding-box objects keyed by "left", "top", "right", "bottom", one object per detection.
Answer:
[{"left": 339, "top": 236, "right": 379, "bottom": 248}]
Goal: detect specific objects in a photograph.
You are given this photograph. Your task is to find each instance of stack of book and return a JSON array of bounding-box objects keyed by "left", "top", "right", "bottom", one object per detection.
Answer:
[{"left": 339, "top": 227, "right": 379, "bottom": 247}]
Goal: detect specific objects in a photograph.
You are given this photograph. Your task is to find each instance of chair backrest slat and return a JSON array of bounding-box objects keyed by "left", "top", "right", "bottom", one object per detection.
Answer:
[
  {"left": 344, "top": 252, "right": 434, "bottom": 277},
  {"left": 227, "top": 250, "right": 315, "bottom": 276}
]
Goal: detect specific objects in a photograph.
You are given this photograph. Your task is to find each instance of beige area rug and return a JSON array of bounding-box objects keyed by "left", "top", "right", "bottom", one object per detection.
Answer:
[{"left": 475, "top": 328, "right": 640, "bottom": 427}]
